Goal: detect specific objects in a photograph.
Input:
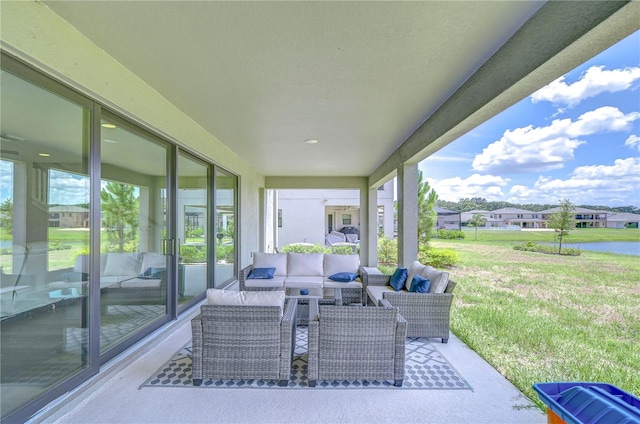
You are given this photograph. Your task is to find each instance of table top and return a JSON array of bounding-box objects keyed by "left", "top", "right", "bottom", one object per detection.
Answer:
[{"left": 0, "top": 285, "right": 30, "bottom": 295}]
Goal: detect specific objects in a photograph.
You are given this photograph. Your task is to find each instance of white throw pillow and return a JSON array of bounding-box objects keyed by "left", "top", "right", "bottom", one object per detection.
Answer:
[
  {"left": 422, "top": 266, "right": 450, "bottom": 293},
  {"left": 405, "top": 260, "right": 427, "bottom": 291},
  {"left": 324, "top": 254, "right": 359, "bottom": 277},
  {"left": 104, "top": 253, "right": 141, "bottom": 276},
  {"left": 253, "top": 252, "right": 288, "bottom": 276},
  {"left": 141, "top": 252, "right": 166, "bottom": 272},
  {"left": 287, "top": 253, "right": 324, "bottom": 276}
]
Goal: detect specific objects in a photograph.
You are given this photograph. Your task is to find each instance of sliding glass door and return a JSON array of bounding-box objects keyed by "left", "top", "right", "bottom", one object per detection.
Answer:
[
  {"left": 99, "top": 114, "right": 170, "bottom": 353},
  {"left": 0, "top": 68, "right": 92, "bottom": 419}
]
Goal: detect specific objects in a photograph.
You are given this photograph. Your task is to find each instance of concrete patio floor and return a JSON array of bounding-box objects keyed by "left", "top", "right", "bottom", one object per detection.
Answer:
[{"left": 30, "top": 302, "right": 547, "bottom": 424}]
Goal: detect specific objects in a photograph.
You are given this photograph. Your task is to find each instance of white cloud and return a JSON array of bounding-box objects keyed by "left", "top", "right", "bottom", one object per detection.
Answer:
[
  {"left": 625, "top": 134, "right": 640, "bottom": 151},
  {"left": 472, "top": 107, "right": 640, "bottom": 174},
  {"left": 427, "top": 174, "right": 509, "bottom": 202},
  {"left": 49, "top": 170, "right": 90, "bottom": 205},
  {"left": 531, "top": 66, "right": 640, "bottom": 107},
  {"left": 529, "top": 158, "right": 640, "bottom": 204}
]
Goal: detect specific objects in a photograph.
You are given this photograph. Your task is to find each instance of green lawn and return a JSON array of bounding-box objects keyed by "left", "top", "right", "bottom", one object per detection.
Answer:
[
  {"left": 432, "top": 237, "right": 640, "bottom": 409},
  {"left": 459, "top": 227, "right": 640, "bottom": 243}
]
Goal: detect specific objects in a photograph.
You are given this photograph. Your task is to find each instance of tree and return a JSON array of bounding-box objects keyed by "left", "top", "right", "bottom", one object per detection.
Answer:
[
  {"left": 418, "top": 170, "right": 438, "bottom": 245},
  {"left": 0, "top": 198, "right": 12, "bottom": 232},
  {"left": 101, "top": 182, "right": 139, "bottom": 252},
  {"left": 547, "top": 198, "right": 577, "bottom": 254},
  {"left": 467, "top": 213, "right": 487, "bottom": 240}
]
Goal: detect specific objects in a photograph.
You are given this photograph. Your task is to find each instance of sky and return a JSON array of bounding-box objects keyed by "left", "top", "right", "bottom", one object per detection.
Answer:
[{"left": 419, "top": 30, "right": 640, "bottom": 208}]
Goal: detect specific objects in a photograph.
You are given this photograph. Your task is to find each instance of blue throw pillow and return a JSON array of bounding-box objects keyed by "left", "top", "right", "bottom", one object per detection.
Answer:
[
  {"left": 329, "top": 272, "right": 358, "bottom": 282},
  {"left": 248, "top": 267, "right": 276, "bottom": 279},
  {"left": 409, "top": 275, "right": 431, "bottom": 293},
  {"left": 389, "top": 267, "right": 408, "bottom": 291},
  {"left": 141, "top": 267, "right": 165, "bottom": 279}
]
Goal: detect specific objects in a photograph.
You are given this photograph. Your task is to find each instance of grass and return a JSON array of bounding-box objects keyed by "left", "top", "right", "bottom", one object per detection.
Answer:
[
  {"left": 457, "top": 227, "right": 640, "bottom": 243},
  {"left": 431, "top": 236, "right": 640, "bottom": 409}
]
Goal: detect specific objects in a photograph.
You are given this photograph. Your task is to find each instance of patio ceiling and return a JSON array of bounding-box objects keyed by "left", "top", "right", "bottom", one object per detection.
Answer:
[{"left": 40, "top": 1, "right": 637, "bottom": 179}]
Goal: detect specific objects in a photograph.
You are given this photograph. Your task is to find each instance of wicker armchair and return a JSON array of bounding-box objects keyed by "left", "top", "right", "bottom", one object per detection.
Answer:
[
  {"left": 307, "top": 300, "right": 407, "bottom": 387},
  {"left": 190, "top": 298, "right": 297, "bottom": 386},
  {"left": 361, "top": 267, "right": 456, "bottom": 343}
]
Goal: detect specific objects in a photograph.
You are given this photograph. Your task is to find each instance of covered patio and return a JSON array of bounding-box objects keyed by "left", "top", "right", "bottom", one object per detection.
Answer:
[
  {"left": 1, "top": 1, "right": 639, "bottom": 422},
  {"left": 30, "top": 301, "right": 546, "bottom": 424}
]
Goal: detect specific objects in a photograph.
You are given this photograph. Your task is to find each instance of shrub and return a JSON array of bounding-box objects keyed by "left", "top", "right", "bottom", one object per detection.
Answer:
[
  {"left": 180, "top": 244, "right": 207, "bottom": 263},
  {"left": 418, "top": 247, "right": 458, "bottom": 268},
  {"left": 280, "top": 243, "right": 330, "bottom": 254},
  {"left": 513, "top": 241, "right": 580, "bottom": 256},
  {"left": 437, "top": 229, "right": 465, "bottom": 239},
  {"left": 377, "top": 237, "right": 398, "bottom": 267},
  {"left": 330, "top": 245, "right": 357, "bottom": 255}
]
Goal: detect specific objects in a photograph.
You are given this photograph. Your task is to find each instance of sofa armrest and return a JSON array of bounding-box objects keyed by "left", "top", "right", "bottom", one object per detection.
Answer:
[
  {"left": 360, "top": 266, "right": 391, "bottom": 288},
  {"left": 190, "top": 314, "right": 203, "bottom": 381},
  {"left": 238, "top": 264, "right": 254, "bottom": 291}
]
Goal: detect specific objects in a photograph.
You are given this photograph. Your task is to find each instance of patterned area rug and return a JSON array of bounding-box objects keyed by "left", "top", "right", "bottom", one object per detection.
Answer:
[{"left": 141, "top": 327, "right": 472, "bottom": 390}]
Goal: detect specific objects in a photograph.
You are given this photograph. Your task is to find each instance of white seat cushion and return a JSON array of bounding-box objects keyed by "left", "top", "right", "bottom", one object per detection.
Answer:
[
  {"left": 243, "top": 276, "right": 285, "bottom": 288},
  {"left": 120, "top": 278, "right": 162, "bottom": 288},
  {"left": 206, "top": 289, "right": 286, "bottom": 316},
  {"left": 284, "top": 276, "right": 324, "bottom": 288},
  {"left": 322, "top": 278, "right": 362, "bottom": 289},
  {"left": 366, "top": 285, "right": 395, "bottom": 304}
]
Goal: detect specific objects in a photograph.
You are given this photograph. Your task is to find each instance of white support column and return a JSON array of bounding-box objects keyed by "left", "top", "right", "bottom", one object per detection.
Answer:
[
  {"left": 397, "top": 163, "right": 418, "bottom": 268},
  {"left": 359, "top": 186, "right": 378, "bottom": 267}
]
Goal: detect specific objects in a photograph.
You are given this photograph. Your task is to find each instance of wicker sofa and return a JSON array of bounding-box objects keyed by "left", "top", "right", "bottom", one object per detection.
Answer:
[
  {"left": 307, "top": 300, "right": 407, "bottom": 387},
  {"left": 362, "top": 261, "right": 456, "bottom": 343},
  {"left": 239, "top": 252, "right": 365, "bottom": 306},
  {"left": 191, "top": 292, "right": 297, "bottom": 386}
]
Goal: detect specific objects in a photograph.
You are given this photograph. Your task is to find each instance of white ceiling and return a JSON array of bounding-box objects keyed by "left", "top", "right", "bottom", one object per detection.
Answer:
[{"left": 39, "top": 1, "right": 549, "bottom": 178}]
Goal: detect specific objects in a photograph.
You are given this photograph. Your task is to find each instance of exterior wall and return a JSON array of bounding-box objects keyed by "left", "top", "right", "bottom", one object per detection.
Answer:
[
  {"left": 275, "top": 181, "right": 395, "bottom": 248},
  {"left": 1, "top": 1, "right": 265, "bottom": 268}
]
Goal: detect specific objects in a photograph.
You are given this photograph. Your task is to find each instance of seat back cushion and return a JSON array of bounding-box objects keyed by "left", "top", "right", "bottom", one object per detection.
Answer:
[
  {"left": 287, "top": 253, "right": 324, "bottom": 276},
  {"left": 422, "top": 266, "right": 450, "bottom": 293},
  {"left": 405, "top": 260, "right": 427, "bottom": 291},
  {"left": 103, "top": 253, "right": 141, "bottom": 276},
  {"left": 253, "top": 252, "right": 288, "bottom": 276},
  {"left": 206, "top": 289, "right": 285, "bottom": 315},
  {"left": 324, "top": 254, "right": 359, "bottom": 277}
]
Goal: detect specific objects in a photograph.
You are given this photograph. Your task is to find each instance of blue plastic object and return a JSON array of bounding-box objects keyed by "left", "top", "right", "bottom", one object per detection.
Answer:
[{"left": 533, "top": 382, "right": 640, "bottom": 424}]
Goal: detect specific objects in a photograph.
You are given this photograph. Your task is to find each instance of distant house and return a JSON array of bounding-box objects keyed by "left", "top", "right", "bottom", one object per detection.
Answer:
[
  {"left": 540, "top": 207, "right": 607, "bottom": 228},
  {"left": 48, "top": 205, "right": 89, "bottom": 228},
  {"left": 460, "top": 210, "right": 506, "bottom": 228},
  {"left": 491, "top": 207, "right": 546, "bottom": 229},
  {"left": 435, "top": 207, "right": 461, "bottom": 230},
  {"left": 606, "top": 212, "right": 640, "bottom": 229}
]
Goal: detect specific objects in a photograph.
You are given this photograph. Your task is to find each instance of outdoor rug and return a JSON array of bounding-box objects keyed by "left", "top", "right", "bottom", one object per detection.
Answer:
[{"left": 141, "top": 327, "right": 472, "bottom": 390}]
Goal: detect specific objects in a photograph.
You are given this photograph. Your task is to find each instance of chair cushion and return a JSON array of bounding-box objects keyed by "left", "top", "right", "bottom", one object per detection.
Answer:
[
  {"left": 253, "top": 252, "right": 288, "bottom": 276},
  {"left": 287, "top": 253, "right": 324, "bottom": 276},
  {"left": 422, "top": 266, "right": 450, "bottom": 293},
  {"left": 206, "top": 288, "right": 285, "bottom": 310},
  {"left": 323, "top": 279, "right": 362, "bottom": 289},
  {"left": 366, "top": 285, "right": 395, "bottom": 305},
  {"left": 323, "top": 254, "right": 359, "bottom": 277},
  {"left": 405, "top": 260, "right": 427, "bottom": 291},
  {"left": 284, "top": 276, "right": 324, "bottom": 288},
  {"left": 248, "top": 267, "right": 276, "bottom": 279},
  {"left": 328, "top": 272, "right": 358, "bottom": 282},
  {"left": 243, "top": 276, "right": 285, "bottom": 288},
  {"left": 409, "top": 275, "right": 431, "bottom": 293},
  {"left": 389, "top": 267, "right": 408, "bottom": 291}
]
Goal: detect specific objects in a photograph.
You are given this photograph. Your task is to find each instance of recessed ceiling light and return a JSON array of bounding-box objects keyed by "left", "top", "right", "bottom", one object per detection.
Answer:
[
  {"left": 103, "top": 139, "right": 118, "bottom": 144},
  {"left": 304, "top": 139, "right": 318, "bottom": 144},
  {"left": 102, "top": 122, "right": 116, "bottom": 129},
  {"left": 38, "top": 153, "right": 50, "bottom": 157}
]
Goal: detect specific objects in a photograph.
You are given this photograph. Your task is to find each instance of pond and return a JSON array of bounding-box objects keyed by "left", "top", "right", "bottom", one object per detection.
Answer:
[{"left": 544, "top": 241, "right": 640, "bottom": 256}]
